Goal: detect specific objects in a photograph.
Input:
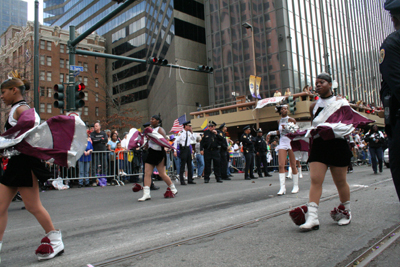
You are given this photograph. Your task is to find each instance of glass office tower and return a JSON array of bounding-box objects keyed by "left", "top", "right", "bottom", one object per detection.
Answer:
[
  {"left": 47, "top": 0, "right": 208, "bottom": 130},
  {"left": 205, "top": 0, "right": 393, "bottom": 106},
  {"left": 0, "top": 0, "right": 27, "bottom": 40}
]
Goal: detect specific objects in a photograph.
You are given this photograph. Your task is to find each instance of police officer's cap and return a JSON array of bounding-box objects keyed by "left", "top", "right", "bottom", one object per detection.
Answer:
[
  {"left": 142, "top": 121, "right": 151, "bottom": 127},
  {"left": 208, "top": 121, "right": 217, "bottom": 126},
  {"left": 385, "top": 0, "right": 400, "bottom": 14},
  {"left": 243, "top": 125, "right": 250, "bottom": 131},
  {"left": 218, "top": 122, "right": 226, "bottom": 130},
  {"left": 257, "top": 128, "right": 263, "bottom": 133},
  {"left": 183, "top": 120, "right": 192, "bottom": 126}
]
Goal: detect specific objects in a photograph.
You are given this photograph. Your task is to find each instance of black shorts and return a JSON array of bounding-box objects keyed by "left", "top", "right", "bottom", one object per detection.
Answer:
[
  {"left": 145, "top": 148, "right": 166, "bottom": 166},
  {"left": 308, "top": 138, "right": 352, "bottom": 167},
  {"left": 0, "top": 154, "right": 53, "bottom": 187}
]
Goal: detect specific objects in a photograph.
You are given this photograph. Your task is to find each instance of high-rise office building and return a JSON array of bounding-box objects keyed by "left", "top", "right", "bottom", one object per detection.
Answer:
[
  {"left": 0, "top": 0, "right": 27, "bottom": 43},
  {"left": 43, "top": 0, "right": 68, "bottom": 26},
  {"left": 47, "top": 0, "right": 209, "bottom": 130},
  {"left": 204, "top": 0, "right": 393, "bottom": 106}
]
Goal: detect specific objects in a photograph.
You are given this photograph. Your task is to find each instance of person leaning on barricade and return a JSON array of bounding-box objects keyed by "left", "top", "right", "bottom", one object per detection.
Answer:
[
  {"left": 78, "top": 131, "right": 93, "bottom": 187},
  {"left": 90, "top": 122, "right": 108, "bottom": 183}
]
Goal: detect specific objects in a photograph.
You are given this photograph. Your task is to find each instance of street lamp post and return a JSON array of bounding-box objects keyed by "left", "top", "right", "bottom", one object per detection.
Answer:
[
  {"left": 242, "top": 22, "right": 259, "bottom": 128},
  {"left": 242, "top": 22, "right": 256, "bottom": 77}
]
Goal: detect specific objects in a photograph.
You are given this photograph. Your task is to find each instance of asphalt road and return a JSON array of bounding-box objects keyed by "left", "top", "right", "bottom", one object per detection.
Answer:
[{"left": 3, "top": 165, "right": 399, "bottom": 267}]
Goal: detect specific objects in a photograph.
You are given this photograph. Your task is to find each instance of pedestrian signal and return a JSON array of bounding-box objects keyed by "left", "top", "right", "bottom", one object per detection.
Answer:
[{"left": 74, "top": 82, "right": 85, "bottom": 108}]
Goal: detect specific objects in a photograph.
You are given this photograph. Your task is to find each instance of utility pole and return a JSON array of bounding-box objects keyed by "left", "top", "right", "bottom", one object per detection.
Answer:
[{"left": 33, "top": 0, "right": 40, "bottom": 115}]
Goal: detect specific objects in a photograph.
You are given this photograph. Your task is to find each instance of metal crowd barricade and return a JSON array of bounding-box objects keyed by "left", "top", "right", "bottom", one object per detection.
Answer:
[
  {"left": 47, "top": 151, "right": 143, "bottom": 187},
  {"left": 116, "top": 150, "right": 144, "bottom": 185}
]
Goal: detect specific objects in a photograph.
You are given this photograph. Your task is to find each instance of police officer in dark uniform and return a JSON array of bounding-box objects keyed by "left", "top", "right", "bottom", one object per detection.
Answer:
[
  {"left": 380, "top": 0, "right": 400, "bottom": 202},
  {"left": 241, "top": 126, "right": 256, "bottom": 180},
  {"left": 254, "top": 128, "right": 273, "bottom": 178},
  {"left": 200, "top": 121, "right": 223, "bottom": 183},
  {"left": 218, "top": 123, "right": 231, "bottom": 181}
]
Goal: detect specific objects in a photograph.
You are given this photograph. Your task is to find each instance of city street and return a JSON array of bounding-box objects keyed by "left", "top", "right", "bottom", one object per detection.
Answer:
[{"left": 3, "top": 165, "right": 400, "bottom": 267}]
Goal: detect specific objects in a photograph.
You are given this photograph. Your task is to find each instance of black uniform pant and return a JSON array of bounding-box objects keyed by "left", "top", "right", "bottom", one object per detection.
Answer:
[
  {"left": 220, "top": 150, "right": 228, "bottom": 179},
  {"left": 388, "top": 119, "right": 400, "bottom": 202},
  {"left": 244, "top": 152, "right": 254, "bottom": 178},
  {"left": 204, "top": 149, "right": 221, "bottom": 180},
  {"left": 180, "top": 147, "right": 193, "bottom": 182},
  {"left": 256, "top": 152, "right": 269, "bottom": 175}
]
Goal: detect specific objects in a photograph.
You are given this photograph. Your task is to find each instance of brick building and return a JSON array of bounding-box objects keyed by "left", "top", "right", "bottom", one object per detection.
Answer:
[{"left": 0, "top": 22, "right": 107, "bottom": 126}]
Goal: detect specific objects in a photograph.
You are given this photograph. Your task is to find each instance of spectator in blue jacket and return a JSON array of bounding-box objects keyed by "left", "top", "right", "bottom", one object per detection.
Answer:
[{"left": 78, "top": 134, "right": 93, "bottom": 187}]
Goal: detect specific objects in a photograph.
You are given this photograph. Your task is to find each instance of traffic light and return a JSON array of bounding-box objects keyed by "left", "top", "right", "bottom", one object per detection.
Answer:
[
  {"left": 53, "top": 84, "right": 65, "bottom": 109},
  {"left": 74, "top": 82, "right": 85, "bottom": 109},
  {"left": 197, "top": 65, "right": 214, "bottom": 73},
  {"left": 148, "top": 57, "right": 168, "bottom": 66},
  {"left": 288, "top": 96, "right": 297, "bottom": 114}
]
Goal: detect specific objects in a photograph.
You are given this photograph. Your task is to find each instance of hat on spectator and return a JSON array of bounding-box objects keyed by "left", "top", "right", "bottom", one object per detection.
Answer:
[
  {"left": 169, "top": 135, "right": 175, "bottom": 141},
  {"left": 183, "top": 121, "right": 192, "bottom": 126},
  {"left": 208, "top": 121, "right": 217, "bottom": 127},
  {"left": 243, "top": 125, "right": 250, "bottom": 131},
  {"left": 218, "top": 123, "right": 226, "bottom": 130},
  {"left": 257, "top": 128, "right": 263, "bottom": 133}
]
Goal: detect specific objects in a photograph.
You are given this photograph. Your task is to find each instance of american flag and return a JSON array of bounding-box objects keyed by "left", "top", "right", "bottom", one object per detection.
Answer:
[{"left": 170, "top": 114, "right": 186, "bottom": 133}]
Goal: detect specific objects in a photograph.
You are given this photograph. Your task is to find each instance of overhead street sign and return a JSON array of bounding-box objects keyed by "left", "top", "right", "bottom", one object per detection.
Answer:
[
  {"left": 73, "top": 70, "right": 81, "bottom": 77},
  {"left": 70, "top": 65, "right": 84, "bottom": 72}
]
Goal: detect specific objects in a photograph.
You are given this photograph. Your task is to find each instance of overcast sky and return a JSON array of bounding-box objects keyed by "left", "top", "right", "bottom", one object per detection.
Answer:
[{"left": 26, "top": 0, "right": 44, "bottom": 24}]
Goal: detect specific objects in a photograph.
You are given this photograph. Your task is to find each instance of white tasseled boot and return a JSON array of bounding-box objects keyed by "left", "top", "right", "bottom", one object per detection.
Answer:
[
  {"left": 138, "top": 186, "right": 151, "bottom": 201},
  {"left": 291, "top": 173, "right": 299, "bottom": 194},
  {"left": 168, "top": 183, "right": 178, "bottom": 195},
  {"left": 286, "top": 167, "right": 292, "bottom": 179},
  {"left": 338, "top": 201, "right": 351, "bottom": 225},
  {"left": 277, "top": 173, "right": 286, "bottom": 195},
  {"left": 36, "top": 230, "right": 64, "bottom": 260},
  {"left": 299, "top": 202, "right": 319, "bottom": 231},
  {"left": 298, "top": 167, "right": 303, "bottom": 178}
]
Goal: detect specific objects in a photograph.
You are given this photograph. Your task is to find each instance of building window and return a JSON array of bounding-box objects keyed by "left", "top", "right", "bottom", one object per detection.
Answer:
[
  {"left": 83, "top": 77, "right": 88, "bottom": 85},
  {"left": 83, "top": 107, "right": 88, "bottom": 116},
  {"left": 66, "top": 60, "right": 69, "bottom": 70},
  {"left": 47, "top": 104, "right": 52, "bottom": 113},
  {"left": 47, "top": 87, "right": 52, "bottom": 97},
  {"left": 40, "top": 40, "right": 45, "bottom": 50},
  {"left": 60, "top": 59, "right": 64, "bottom": 68},
  {"left": 47, "top": 72, "right": 52, "bottom": 81},
  {"left": 95, "top": 64, "right": 99, "bottom": 73},
  {"left": 47, "top": 41, "right": 52, "bottom": 51},
  {"left": 60, "top": 44, "right": 64, "bottom": 53},
  {"left": 47, "top": 56, "right": 52, "bottom": 66},
  {"left": 66, "top": 46, "right": 69, "bottom": 53},
  {"left": 95, "top": 107, "right": 99, "bottom": 116},
  {"left": 84, "top": 92, "right": 88, "bottom": 101},
  {"left": 40, "top": 103, "right": 45, "bottom": 113},
  {"left": 60, "top": 73, "right": 64, "bottom": 83},
  {"left": 78, "top": 76, "right": 82, "bottom": 82},
  {"left": 40, "top": 55, "right": 45, "bottom": 65},
  {"left": 95, "top": 78, "right": 99, "bottom": 87},
  {"left": 95, "top": 93, "right": 99, "bottom": 102},
  {"left": 40, "top": 87, "right": 45, "bottom": 96},
  {"left": 40, "top": 71, "right": 45, "bottom": 81},
  {"left": 84, "top": 63, "right": 88, "bottom": 72},
  {"left": 78, "top": 61, "right": 82, "bottom": 66}
]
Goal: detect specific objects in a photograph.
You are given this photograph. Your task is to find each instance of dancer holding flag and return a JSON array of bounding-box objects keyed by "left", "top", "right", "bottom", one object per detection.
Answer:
[
  {"left": 137, "top": 115, "right": 178, "bottom": 201},
  {"left": 289, "top": 73, "right": 374, "bottom": 231},
  {"left": 267, "top": 105, "right": 299, "bottom": 195},
  {"left": 0, "top": 72, "right": 87, "bottom": 262}
]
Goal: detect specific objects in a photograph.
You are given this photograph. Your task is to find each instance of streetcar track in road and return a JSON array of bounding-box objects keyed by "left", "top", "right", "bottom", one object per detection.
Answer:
[
  {"left": 89, "top": 178, "right": 393, "bottom": 267},
  {"left": 343, "top": 223, "right": 400, "bottom": 267}
]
